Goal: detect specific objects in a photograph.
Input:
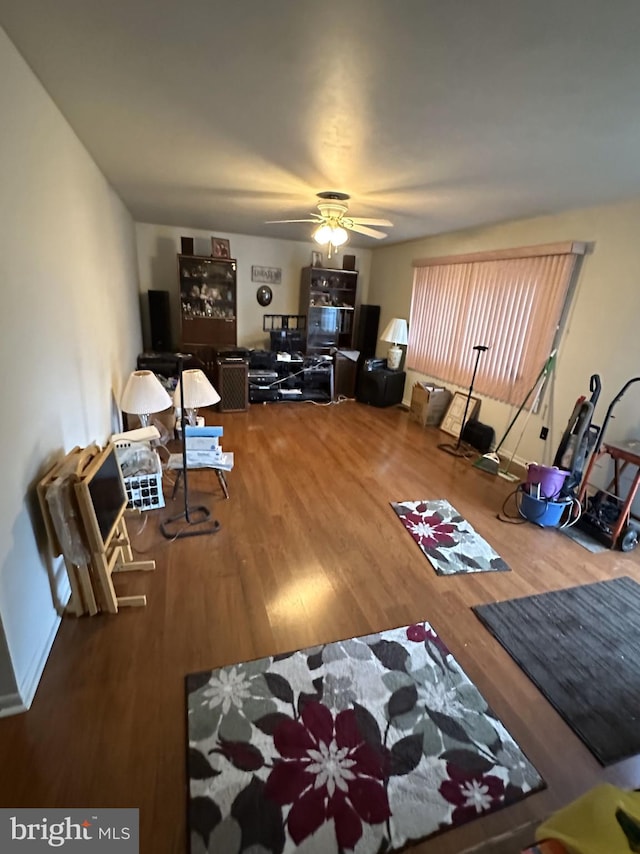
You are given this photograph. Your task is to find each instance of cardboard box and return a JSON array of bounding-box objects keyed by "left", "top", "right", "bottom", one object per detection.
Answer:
[
  {"left": 185, "top": 435, "right": 220, "bottom": 451},
  {"left": 409, "top": 383, "right": 452, "bottom": 427},
  {"left": 185, "top": 447, "right": 223, "bottom": 466}
]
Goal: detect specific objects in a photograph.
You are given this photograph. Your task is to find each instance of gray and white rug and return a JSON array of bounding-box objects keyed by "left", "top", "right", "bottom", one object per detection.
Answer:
[{"left": 391, "top": 499, "right": 510, "bottom": 575}]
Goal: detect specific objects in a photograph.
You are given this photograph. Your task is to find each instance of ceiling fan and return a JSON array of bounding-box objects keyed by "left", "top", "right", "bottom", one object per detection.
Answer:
[{"left": 266, "top": 191, "right": 393, "bottom": 255}]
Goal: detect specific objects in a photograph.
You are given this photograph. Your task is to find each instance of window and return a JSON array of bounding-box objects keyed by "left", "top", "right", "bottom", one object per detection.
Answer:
[{"left": 407, "top": 242, "right": 586, "bottom": 405}]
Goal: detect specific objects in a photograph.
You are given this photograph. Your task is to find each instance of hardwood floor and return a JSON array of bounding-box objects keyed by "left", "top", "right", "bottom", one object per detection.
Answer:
[{"left": 2, "top": 399, "right": 639, "bottom": 853}]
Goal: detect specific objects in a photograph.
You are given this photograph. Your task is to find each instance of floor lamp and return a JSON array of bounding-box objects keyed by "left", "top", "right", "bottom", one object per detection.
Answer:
[
  {"left": 160, "top": 355, "right": 222, "bottom": 539},
  {"left": 438, "top": 344, "right": 489, "bottom": 458}
]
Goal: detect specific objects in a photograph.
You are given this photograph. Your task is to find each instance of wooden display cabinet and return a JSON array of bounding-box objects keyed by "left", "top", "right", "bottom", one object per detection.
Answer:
[
  {"left": 299, "top": 266, "right": 358, "bottom": 354},
  {"left": 178, "top": 254, "right": 237, "bottom": 351}
]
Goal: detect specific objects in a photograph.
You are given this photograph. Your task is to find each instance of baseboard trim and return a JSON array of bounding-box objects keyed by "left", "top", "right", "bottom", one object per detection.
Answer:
[
  {"left": 0, "top": 692, "right": 28, "bottom": 717},
  {"left": 17, "top": 602, "right": 66, "bottom": 711},
  {"left": 4, "top": 573, "right": 71, "bottom": 717}
]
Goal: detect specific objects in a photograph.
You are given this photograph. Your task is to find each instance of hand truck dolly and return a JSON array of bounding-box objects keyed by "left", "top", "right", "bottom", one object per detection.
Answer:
[{"left": 576, "top": 378, "right": 640, "bottom": 551}]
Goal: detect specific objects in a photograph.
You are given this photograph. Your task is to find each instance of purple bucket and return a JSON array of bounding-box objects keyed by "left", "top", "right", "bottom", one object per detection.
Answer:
[{"left": 526, "top": 464, "right": 570, "bottom": 499}]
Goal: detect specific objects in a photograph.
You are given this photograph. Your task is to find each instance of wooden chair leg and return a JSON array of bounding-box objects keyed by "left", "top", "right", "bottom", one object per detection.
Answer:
[{"left": 216, "top": 469, "right": 229, "bottom": 499}]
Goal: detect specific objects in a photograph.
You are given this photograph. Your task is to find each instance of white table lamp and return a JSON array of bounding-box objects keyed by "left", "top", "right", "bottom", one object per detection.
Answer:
[
  {"left": 120, "top": 370, "right": 172, "bottom": 427},
  {"left": 173, "top": 369, "right": 221, "bottom": 425},
  {"left": 380, "top": 318, "right": 408, "bottom": 370}
]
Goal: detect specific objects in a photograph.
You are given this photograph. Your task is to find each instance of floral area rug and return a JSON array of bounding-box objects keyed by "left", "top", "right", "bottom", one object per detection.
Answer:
[
  {"left": 391, "top": 499, "right": 511, "bottom": 576},
  {"left": 186, "top": 622, "right": 543, "bottom": 852}
]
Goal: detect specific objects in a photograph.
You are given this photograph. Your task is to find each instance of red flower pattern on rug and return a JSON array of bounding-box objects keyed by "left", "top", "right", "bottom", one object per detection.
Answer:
[
  {"left": 439, "top": 763, "right": 505, "bottom": 825},
  {"left": 265, "top": 702, "right": 390, "bottom": 848},
  {"left": 187, "top": 620, "right": 540, "bottom": 853},
  {"left": 403, "top": 511, "right": 456, "bottom": 549}
]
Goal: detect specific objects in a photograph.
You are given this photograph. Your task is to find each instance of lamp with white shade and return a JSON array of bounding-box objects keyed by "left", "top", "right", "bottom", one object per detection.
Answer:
[
  {"left": 380, "top": 318, "right": 408, "bottom": 370},
  {"left": 172, "top": 369, "right": 221, "bottom": 426},
  {"left": 120, "top": 370, "right": 172, "bottom": 427}
]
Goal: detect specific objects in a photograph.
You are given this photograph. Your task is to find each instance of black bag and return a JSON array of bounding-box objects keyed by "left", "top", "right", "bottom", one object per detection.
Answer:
[{"left": 462, "top": 419, "right": 495, "bottom": 453}]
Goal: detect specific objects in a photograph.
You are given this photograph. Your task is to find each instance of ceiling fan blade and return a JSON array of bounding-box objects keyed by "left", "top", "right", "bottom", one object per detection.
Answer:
[
  {"left": 349, "top": 217, "right": 394, "bottom": 227},
  {"left": 346, "top": 223, "right": 388, "bottom": 239},
  {"left": 265, "top": 218, "right": 318, "bottom": 224}
]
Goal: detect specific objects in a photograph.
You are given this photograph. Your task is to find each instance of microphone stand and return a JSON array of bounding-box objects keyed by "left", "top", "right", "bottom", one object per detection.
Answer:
[
  {"left": 161, "top": 353, "right": 221, "bottom": 539},
  {"left": 439, "top": 345, "right": 488, "bottom": 458}
]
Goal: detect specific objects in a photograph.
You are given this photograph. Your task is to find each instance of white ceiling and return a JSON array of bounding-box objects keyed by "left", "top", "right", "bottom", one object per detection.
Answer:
[{"left": 3, "top": 0, "right": 640, "bottom": 247}]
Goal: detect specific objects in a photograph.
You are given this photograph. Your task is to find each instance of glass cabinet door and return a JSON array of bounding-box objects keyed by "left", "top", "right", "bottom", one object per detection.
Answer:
[
  {"left": 300, "top": 265, "right": 358, "bottom": 354},
  {"left": 306, "top": 306, "right": 340, "bottom": 351},
  {"left": 179, "top": 257, "right": 236, "bottom": 320},
  {"left": 178, "top": 254, "right": 237, "bottom": 350}
]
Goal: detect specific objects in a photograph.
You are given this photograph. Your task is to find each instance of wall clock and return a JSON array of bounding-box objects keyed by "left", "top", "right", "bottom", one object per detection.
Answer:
[{"left": 256, "top": 285, "right": 273, "bottom": 306}]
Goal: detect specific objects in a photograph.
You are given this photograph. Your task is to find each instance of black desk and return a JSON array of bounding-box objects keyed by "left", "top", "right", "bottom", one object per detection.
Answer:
[{"left": 356, "top": 369, "right": 406, "bottom": 407}]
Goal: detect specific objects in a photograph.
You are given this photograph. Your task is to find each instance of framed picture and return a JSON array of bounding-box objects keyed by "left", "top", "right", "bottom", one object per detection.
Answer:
[
  {"left": 211, "top": 237, "right": 231, "bottom": 259},
  {"left": 440, "top": 391, "right": 481, "bottom": 438},
  {"left": 251, "top": 265, "right": 282, "bottom": 285},
  {"left": 311, "top": 250, "right": 323, "bottom": 267}
]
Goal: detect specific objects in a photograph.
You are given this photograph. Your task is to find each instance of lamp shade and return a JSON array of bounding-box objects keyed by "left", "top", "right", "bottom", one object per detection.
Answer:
[
  {"left": 173, "top": 369, "right": 221, "bottom": 409},
  {"left": 120, "top": 370, "right": 172, "bottom": 416},
  {"left": 380, "top": 318, "right": 408, "bottom": 345}
]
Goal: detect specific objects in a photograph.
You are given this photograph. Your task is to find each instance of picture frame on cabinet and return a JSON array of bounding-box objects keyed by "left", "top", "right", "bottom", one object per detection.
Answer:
[
  {"left": 211, "top": 237, "right": 231, "bottom": 259},
  {"left": 311, "top": 250, "right": 322, "bottom": 267}
]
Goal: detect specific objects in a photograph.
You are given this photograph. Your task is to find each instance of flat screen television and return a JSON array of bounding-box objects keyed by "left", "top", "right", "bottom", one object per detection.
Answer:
[{"left": 76, "top": 443, "right": 128, "bottom": 550}]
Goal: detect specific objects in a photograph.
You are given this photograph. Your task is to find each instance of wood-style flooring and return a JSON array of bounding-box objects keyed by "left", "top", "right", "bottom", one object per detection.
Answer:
[{"left": 1, "top": 400, "right": 639, "bottom": 853}]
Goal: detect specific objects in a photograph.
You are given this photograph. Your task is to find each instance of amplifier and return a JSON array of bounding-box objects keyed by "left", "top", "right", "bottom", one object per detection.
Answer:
[
  {"left": 249, "top": 386, "right": 280, "bottom": 403},
  {"left": 217, "top": 346, "right": 250, "bottom": 361},
  {"left": 217, "top": 360, "right": 249, "bottom": 412},
  {"left": 248, "top": 369, "right": 278, "bottom": 382}
]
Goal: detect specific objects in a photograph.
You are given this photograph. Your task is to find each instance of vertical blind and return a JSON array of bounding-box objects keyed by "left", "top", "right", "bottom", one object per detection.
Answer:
[{"left": 407, "top": 243, "right": 586, "bottom": 405}]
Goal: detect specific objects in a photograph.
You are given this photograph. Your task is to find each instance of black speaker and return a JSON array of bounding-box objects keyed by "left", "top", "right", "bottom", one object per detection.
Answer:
[
  {"left": 334, "top": 352, "right": 358, "bottom": 398},
  {"left": 217, "top": 360, "right": 249, "bottom": 412},
  {"left": 181, "top": 236, "right": 194, "bottom": 255},
  {"left": 342, "top": 254, "right": 356, "bottom": 271},
  {"left": 148, "top": 290, "right": 172, "bottom": 352},
  {"left": 354, "top": 304, "right": 380, "bottom": 359}
]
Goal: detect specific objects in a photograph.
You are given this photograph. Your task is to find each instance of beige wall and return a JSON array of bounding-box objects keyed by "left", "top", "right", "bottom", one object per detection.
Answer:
[
  {"left": 370, "top": 199, "right": 640, "bottom": 470},
  {"left": 0, "top": 28, "right": 142, "bottom": 712},
  {"left": 135, "top": 224, "right": 372, "bottom": 352}
]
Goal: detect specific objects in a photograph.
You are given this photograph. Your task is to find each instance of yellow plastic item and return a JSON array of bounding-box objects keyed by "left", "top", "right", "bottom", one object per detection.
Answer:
[
  {"left": 522, "top": 842, "right": 568, "bottom": 854},
  {"left": 536, "top": 784, "right": 640, "bottom": 854}
]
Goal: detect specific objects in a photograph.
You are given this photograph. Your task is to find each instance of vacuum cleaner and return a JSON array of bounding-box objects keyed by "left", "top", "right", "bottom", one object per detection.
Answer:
[{"left": 554, "top": 373, "right": 601, "bottom": 498}]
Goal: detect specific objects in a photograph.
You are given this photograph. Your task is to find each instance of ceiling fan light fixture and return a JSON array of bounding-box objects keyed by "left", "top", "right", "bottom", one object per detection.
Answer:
[
  {"left": 269, "top": 191, "right": 392, "bottom": 246},
  {"left": 329, "top": 225, "right": 348, "bottom": 246},
  {"left": 313, "top": 223, "right": 348, "bottom": 246},
  {"left": 313, "top": 224, "right": 333, "bottom": 245}
]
